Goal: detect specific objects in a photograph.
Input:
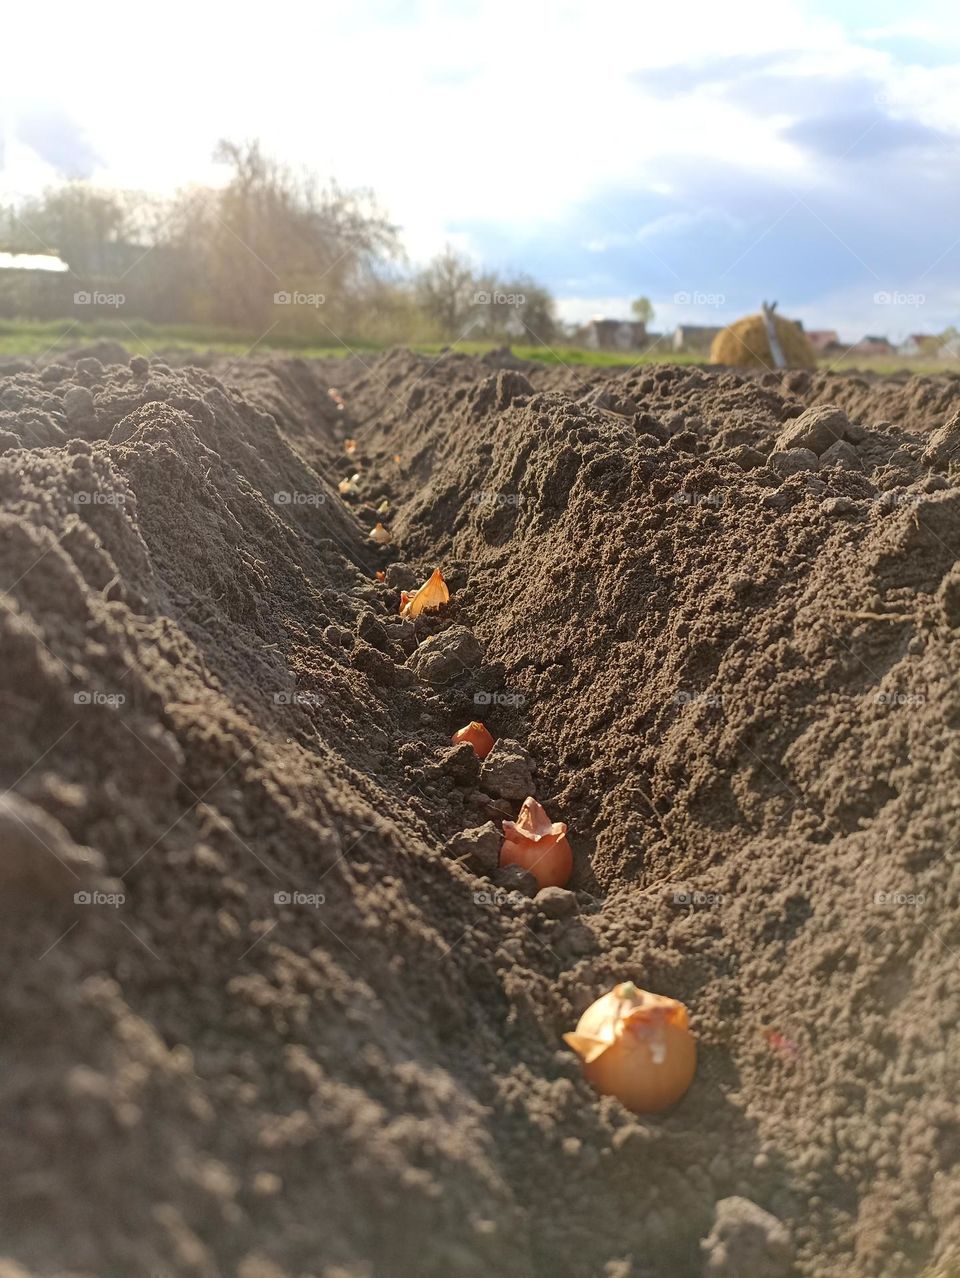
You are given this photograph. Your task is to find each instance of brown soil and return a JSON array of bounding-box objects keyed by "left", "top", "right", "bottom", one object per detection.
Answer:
[{"left": 1, "top": 346, "right": 959, "bottom": 1278}]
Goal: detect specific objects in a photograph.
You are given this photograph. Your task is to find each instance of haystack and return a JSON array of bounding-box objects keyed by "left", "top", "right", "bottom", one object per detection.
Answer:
[{"left": 710, "top": 311, "right": 817, "bottom": 370}]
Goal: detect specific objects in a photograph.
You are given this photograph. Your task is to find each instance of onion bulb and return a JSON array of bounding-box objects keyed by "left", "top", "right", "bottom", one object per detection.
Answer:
[
  {"left": 451, "top": 721, "right": 495, "bottom": 759},
  {"left": 500, "top": 796, "right": 572, "bottom": 889},
  {"left": 400, "top": 568, "right": 449, "bottom": 618},
  {"left": 369, "top": 522, "right": 390, "bottom": 545},
  {"left": 338, "top": 473, "right": 360, "bottom": 496},
  {"left": 563, "top": 982, "right": 696, "bottom": 1113}
]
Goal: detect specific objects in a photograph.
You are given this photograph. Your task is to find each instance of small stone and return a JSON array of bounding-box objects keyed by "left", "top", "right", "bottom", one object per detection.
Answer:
[
  {"left": 761, "top": 490, "right": 794, "bottom": 511},
  {"left": 479, "top": 739, "right": 535, "bottom": 801},
  {"left": 356, "top": 609, "right": 392, "bottom": 653},
  {"left": 491, "top": 864, "right": 538, "bottom": 897},
  {"left": 438, "top": 743, "right": 481, "bottom": 788},
  {"left": 701, "top": 1197, "right": 793, "bottom": 1278},
  {"left": 383, "top": 618, "right": 415, "bottom": 644},
  {"left": 774, "top": 404, "right": 850, "bottom": 455},
  {"left": 821, "top": 496, "right": 860, "bottom": 517},
  {"left": 724, "top": 444, "right": 765, "bottom": 470},
  {"left": 323, "top": 624, "right": 351, "bottom": 649},
  {"left": 62, "top": 385, "right": 95, "bottom": 423},
  {"left": 352, "top": 643, "right": 408, "bottom": 686},
  {"left": 445, "top": 820, "right": 501, "bottom": 874},
  {"left": 819, "top": 438, "right": 863, "bottom": 471},
  {"left": 767, "top": 448, "right": 818, "bottom": 478},
  {"left": 560, "top": 922, "right": 597, "bottom": 958},
  {"left": 408, "top": 625, "right": 484, "bottom": 686},
  {"left": 385, "top": 563, "right": 418, "bottom": 590},
  {"left": 534, "top": 886, "right": 578, "bottom": 918}
]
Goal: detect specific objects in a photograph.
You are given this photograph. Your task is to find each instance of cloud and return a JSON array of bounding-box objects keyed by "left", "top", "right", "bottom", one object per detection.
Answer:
[
  {"left": 784, "top": 108, "right": 953, "bottom": 158},
  {"left": 15, "top": 106, "right": 100, "bottom": 179}
]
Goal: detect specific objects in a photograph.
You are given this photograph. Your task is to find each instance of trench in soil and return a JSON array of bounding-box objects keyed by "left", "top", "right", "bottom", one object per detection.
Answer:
[{"left": 1, "top": 344, "right": 959, "bottom": 1278}]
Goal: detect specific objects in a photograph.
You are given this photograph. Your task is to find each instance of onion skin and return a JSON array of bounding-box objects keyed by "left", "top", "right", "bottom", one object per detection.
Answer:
[
  {"left": 451, "top": 721, "right": 495, "bottom": 759},
  {"left": 500, "top": 796, "right": 573, "bottom": 889},
  {"left": 400, "top": 568, "right": 450, "bottom": 617},
  {"left": 564, "top": 983, "right": 696, "bottom": 1113}
]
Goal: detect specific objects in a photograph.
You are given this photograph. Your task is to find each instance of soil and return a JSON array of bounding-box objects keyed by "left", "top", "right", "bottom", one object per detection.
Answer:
[{"left": 1, "top": 344, "right": 959, "bottom": 1278}]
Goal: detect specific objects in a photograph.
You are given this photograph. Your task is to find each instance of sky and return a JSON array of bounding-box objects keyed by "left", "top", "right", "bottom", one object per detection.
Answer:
[{"left": 2, "top": 0, "right": 960, "bottom": 342}]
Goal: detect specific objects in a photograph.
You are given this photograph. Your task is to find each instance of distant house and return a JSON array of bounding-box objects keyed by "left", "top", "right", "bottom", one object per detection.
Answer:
[
  {"left": 581, "top": 318, "right": 647, "bottom": 351},
  {"left": 0, "top": 250, "right": 72, "bottom": 319},
  {"left": 938, "top": 337, "right": 960, "bottom": 362},
  {"left": 851, "top": 335, "right": 895, "bottom": 358},
  {"left": 673, "top": 324, "right": 722, "bottom": 354},
  {"left": 899, "top": 334, "right": 938, "bottom": 357},
  {"left": 806, "top": 329, "right": 840, "bottom": 354}
]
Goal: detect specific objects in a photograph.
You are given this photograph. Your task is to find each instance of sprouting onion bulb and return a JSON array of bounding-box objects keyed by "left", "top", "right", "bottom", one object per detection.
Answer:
[
  {"left": 451, "top": 721, "right": 495, "bottom": 759},
  {"left": 400, "top": 569, "right": 450, "bottom": 618},
  {"left": 563, "top": 983, "right": 696, "bottom": 1113},
  {"left": 500, "top": 796, "right": 572, "bottom": 889}
]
